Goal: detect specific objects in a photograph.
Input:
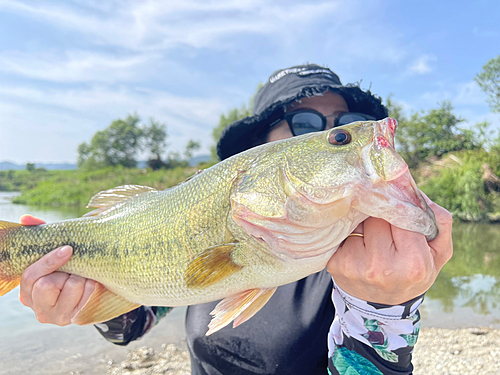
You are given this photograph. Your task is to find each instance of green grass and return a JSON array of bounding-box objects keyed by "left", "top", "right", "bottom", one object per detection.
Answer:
[
  {"left": 3, "top": 149, "right": 500, "bottom": 222},
  {"left": 2, "top": 163, "right": 214, "bottom": 207}
]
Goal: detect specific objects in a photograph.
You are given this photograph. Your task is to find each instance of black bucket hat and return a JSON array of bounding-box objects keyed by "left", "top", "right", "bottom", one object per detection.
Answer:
[{"left": 216, "top": 64, "right": 388, "bottom": 160}]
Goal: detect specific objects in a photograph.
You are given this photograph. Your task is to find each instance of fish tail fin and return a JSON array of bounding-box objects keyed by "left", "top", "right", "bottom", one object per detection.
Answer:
[{"left": 0, "top": 221, "right": 23, "bottom": 296}]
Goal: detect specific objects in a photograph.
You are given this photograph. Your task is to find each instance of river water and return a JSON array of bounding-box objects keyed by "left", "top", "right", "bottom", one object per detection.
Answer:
[{"left": 1, "top": 191, "right": 500, "bottom": 374}]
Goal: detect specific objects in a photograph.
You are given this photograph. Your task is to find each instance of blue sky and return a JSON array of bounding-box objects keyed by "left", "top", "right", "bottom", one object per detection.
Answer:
[{"left": 0, "top": 0, "right": 499, "bottom": 163}]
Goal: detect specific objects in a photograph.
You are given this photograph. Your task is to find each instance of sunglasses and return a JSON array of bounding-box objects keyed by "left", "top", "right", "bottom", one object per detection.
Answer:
[{"left": 279, "top": 110, "right": 376, "bottom": 136}]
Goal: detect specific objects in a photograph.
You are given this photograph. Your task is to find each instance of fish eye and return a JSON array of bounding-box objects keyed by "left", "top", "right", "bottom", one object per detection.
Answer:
[{"left": 329, "top": 129, "right": 351, "bottom": 146}]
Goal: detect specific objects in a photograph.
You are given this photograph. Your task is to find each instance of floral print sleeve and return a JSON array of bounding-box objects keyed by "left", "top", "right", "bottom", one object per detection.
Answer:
[
  {"left": 328, "top": 279, "right": 423, "bottom": 375},
  {"left": 94, "top": 306, "right": 173, "bottom": 345}
]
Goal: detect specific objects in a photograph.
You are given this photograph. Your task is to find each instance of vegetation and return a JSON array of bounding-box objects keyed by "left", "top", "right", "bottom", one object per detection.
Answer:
[
  {"left": 77, "top": 115, "right": 202, "bottom": 171},
  {"left": 385, "top": 53, "right": 500, "bottom": 222},
  {"left": 386, "top": 96, "right": 500, "bottom": 221},
  {"left": 0, "top": 169, "right": 55, "bottom": 192},
  {"left": 475, "top": 55, "right": 500, "bottom": 113},
  {"left": 4, "top": 164, "right": 213, "bottom": 207},
  {"left": 78, "top": 114, "right": 147, "bottom": 169}
]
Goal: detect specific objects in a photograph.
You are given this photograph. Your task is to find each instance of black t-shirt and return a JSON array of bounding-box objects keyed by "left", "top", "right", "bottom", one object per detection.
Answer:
[{"left": 185, "top": 268, "right": 334, "bottom": 375}]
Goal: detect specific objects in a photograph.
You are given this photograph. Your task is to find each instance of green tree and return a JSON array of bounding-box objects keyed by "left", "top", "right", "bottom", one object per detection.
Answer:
[
  {"left": 26, "top": 163, "right": 35, "bottom": 172},
  {"left": 210, "top": 84, "right": 262, "bottom": 161},
  {"left": 144, "top": 119, "right": 168, "bottom": 170},
  {"left": 386, "top": 98, "right": 482, "bottom": 168},
  {"left": 78, "top": 114, "right": 144, "bottom": 169},
  {"left": 475, "top": 55, "right": 500, "bottom": 113},
  {"left": 210, "top": 107, "right": 252, "bottom": 161},
  {"left": 184, "top": 140, "right": 201, "bottom": 161}
]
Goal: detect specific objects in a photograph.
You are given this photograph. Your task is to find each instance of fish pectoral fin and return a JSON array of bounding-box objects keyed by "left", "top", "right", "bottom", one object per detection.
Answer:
[
  {"left": 84, "top": 185, "right": 159, "bottom": 217},
  {"left": 206, "top": 287, "right": 277, "bottom": 336},
  {"left": 185, "top": 243, "right": 243, "bottom": 289},
  {"left": 71, "top": 283, "right": 141, "bottom": 325}
]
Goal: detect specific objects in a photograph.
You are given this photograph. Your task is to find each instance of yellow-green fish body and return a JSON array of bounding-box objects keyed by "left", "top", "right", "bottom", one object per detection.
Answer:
[{"left": 0, "top": 118, "right": 438, "bottom": 334}]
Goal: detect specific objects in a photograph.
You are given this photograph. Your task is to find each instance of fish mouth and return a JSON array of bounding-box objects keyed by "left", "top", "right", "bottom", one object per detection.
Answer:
[
  {"left": 386, "top": 171, "right": 426, "bottom": 211},
  {"left": 384, "top": 172, "right": 439, "bottom": 241},
  {"left": 376, "top": 118, "right": 397, "bottom": 148}
]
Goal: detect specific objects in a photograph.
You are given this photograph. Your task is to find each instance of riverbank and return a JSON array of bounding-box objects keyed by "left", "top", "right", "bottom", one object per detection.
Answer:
[
  {"left": 2, "top": 149, "right": 500, "bottom": 222},
  {"left": 0, "top": 164, "right": 213, "bottom": 207},
  {"left": 105, "top": 327, "right": 500, "bottom": 375}
]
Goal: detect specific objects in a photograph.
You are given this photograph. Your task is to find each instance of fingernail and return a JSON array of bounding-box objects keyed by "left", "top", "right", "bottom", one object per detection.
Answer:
[{"left": 57, "top": 246, "right": 72, "bottom": 258}]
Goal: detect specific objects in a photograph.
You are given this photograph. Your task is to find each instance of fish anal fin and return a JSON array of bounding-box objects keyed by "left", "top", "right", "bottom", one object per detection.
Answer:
[
  {"left": 206, "top": 287, "right": 277, "bottom": 336},
  {"left": 0, "top": 278, "right": 20, "bottom": 297},
  {"left": 0, "top": 221, "right": 22, "bottom": 230},
  {"left": 84, "top": 185, "right": 158, "bottom": 217},
  {"left": 185, "top": 243, "right": 243, "bottom": 289},
  {"left": 71, "top": 283, "right": 140, "bottom": 325}
]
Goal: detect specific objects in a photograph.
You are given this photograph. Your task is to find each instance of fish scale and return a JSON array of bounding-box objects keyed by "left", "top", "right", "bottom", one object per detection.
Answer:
[{"left": 0, "top": 118, "right": 438, "bottom": 335}]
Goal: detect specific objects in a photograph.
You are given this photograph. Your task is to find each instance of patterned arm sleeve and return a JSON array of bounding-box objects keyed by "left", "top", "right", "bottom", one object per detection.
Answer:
[
  {"left": 328, "top": 280, "right": 423, "bottom": 375},
  {"left": 94, "top": 306, "right": 173, "bottom": 346}
]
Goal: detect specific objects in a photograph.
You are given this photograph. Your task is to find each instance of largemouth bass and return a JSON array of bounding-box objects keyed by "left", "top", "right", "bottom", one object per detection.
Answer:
[{"left": 0, "top": 118, "right": 438, "bottom": 335}]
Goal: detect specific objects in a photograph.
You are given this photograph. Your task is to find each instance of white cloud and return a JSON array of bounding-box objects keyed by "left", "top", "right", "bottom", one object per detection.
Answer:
[
  {"left": 473, "top": 27, "right": 499, "bottom": 38},
  {"left": 0, "top": 0, "right": 413, "bottom": 86},
  {"left": 0, "top": 84, "right": 225, "bottom": 125},
  {"left": 418, "top": 81, "right": 489, "bottom": 109},
  {"left": 454, "top": 81, "right": 489, "bottom": 107},
  {"left": 0, "top": 50, "right": 159, "bottom": 83},
  {"left": 0, "top": 0, "right": 340, "bottom": 51},
  {"left": 408, "top": 55, "right": 436, "bottom": 75}
]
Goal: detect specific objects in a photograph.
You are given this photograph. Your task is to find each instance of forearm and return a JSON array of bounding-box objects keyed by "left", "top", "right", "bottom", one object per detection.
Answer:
[{"left": 328, "top": 280, "right": 422, "bottom": 375}]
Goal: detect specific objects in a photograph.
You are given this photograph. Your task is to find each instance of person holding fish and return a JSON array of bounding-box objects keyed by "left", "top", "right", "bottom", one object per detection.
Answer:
[{"left": 11, "top": 65, "right": 453, "bottom": 375}]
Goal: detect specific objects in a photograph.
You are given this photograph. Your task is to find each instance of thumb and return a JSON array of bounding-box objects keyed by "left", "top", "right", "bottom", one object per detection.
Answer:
[{"left": 419, "top": 191, "right": 453, "bottom": 267}]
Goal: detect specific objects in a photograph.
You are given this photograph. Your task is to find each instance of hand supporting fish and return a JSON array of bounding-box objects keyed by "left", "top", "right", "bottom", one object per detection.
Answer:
[
  {"left": 0, "top": 118, "right": 442, "bottom": 335},
  {"left": 328, "top": 196, "right": 453, "bottom": 305}
]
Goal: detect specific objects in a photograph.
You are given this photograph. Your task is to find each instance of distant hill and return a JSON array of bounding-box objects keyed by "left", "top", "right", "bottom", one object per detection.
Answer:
[
  {"left": 0, "top": 161, "right": 77, "bottom": 171},
  {"left": 0, "top": 155, "right": 212, "bottom": 171},
  {"left": 188, "top": 154, "right": 212, "bottom": 166}
]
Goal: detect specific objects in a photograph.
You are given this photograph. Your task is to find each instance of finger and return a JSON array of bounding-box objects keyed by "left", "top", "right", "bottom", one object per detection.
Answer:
[
  {"left": 390, "top": 225, "right": 427, "bottom": 255},
  {"left": 20, "top": 246, "right": 73, "bottom": 307},
  {"left": 20, "top": 215, "right": 46, "bottom": 226},
  {"left": 390, "top": 225, "right": 432, "bottom": 283},
  {"left": 31, "top": 272, "right": 70, "bottom": 310},
  {"left": 419, "top": 190, "right": 433, "bottom": 204},
  {"left": 342, "top": 222, "right": 364, "bottom": 246},
  {"left": 54, "top": 274, "right": 88, "bottom": 320},
  {"left": 350, "top": 222, "right": 364, "bottom": 235},
  {"left": 363, "top": 217, "right": 394, "bottom": 255},
  {"left": 419, "top": 191, "right": 453, "bottom": 266},
  {"left": 420, "top": 191, "right": 452, "bottom": 224},
  {"left": 427, "top": 213, "right": 453, "bottom": 268}
]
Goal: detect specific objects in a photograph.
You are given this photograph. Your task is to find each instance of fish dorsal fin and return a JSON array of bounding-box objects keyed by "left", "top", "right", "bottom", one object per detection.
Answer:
[
  {"left": 206, "top": 287, "right": 277, "bottom": 335},
  {"left": 185, "top": 243, "right": 243, "bottom": 289},
  {"left": 84, "top": 185, "right": 158, "bottom": 217},
  {"left": 71, "top": 283, "right": 141, "bottom": 325}
]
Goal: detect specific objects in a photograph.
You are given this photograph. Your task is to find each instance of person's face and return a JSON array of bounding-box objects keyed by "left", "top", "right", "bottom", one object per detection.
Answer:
[{"left": 267, "top": 91, "right": 349, "bottom": 143}]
